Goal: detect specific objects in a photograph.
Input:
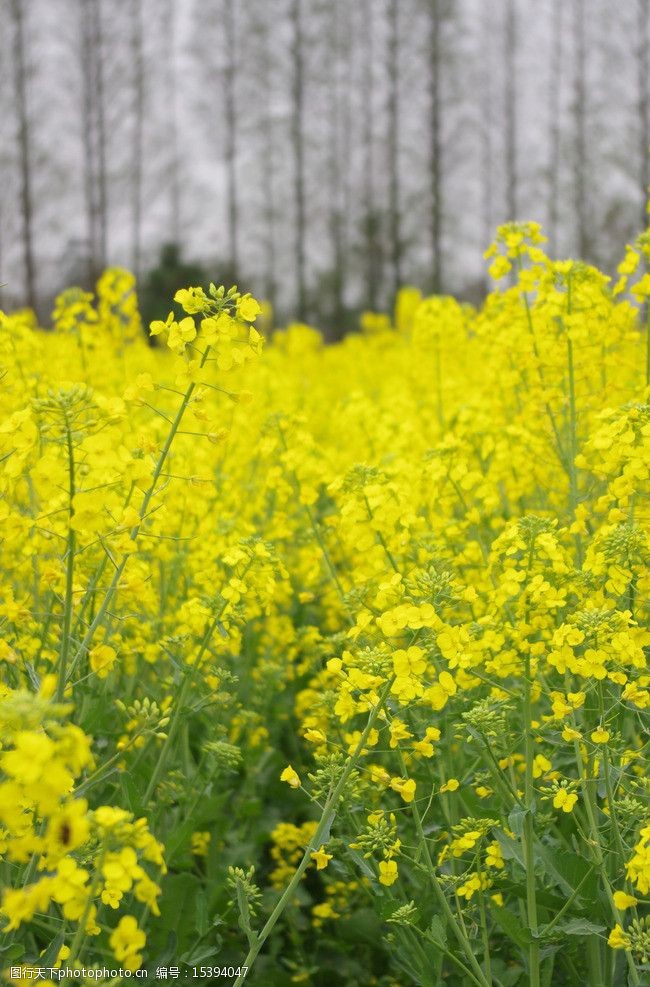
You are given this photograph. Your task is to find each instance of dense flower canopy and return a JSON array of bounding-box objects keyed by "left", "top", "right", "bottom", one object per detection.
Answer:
[{"left": 0, "top": 227, "right": 649, "bottom": 984}]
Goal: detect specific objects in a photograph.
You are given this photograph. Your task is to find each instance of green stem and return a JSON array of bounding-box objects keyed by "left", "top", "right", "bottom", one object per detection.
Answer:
[
  {"left": 304, "top": 501, "right": 349, "bottom": 607},
  {"left": 646, "top": 302, "right": 650, "bottom": 388},
  {"left": 477, "top": 870, "right": 492, "bottom": 985},
  {"left": 597, "top": 686, "right": 626, "bottom": 872},
  {"left": 411, "top": 921, "right": 486, "bottom": 987},
  {"left": 276, "top": 423, "right": 350, "bottom": 611},
  {"left": 142, "top": 603, "right": 227, "bottom": 805},
  {"left": 396, "top": 752, "right": 492, "bottom": 987},
  {"left": 65, "top": 848, "right": 105, "bottom": 974},
  {"left": 516, "top": 257, "right": 567, "bottom": 471},
  {"left": 67, "top": 347, "right": 211, "bottom": 683},
  {"left": 232, "top": 680, "right": 394, "bottom": 987},
  {"left": 540, "top": 864, "right": 595, "bottom": 937},
  {"left": 522, "top": 653, "right": 540, "bottom": 987},
  {"left": 56, "top": 423, "right": 76, "bottom": 701},
  {"left": 587, "top": 934, "right": 604, "bottom": 987},
  {"left": 564, "top": 276, "right": 583, "bottom": 567},
  {"left": 72, "top": 483, "right": 135, "bottom": 641},
  {"left": 572, "top": 737, "right": 640, "bottom": 986},
  {"left": 73, "top": 726, "right": 149, "bottom": 797},
  {"left": 477, "top": 735, "right": 523, "bottom": 808},
  {"left": 364, "top": 493, "right": 399, "bottom": 573},
  {"left": 434, "top": 336, "right": 445, "bottom": 430}
]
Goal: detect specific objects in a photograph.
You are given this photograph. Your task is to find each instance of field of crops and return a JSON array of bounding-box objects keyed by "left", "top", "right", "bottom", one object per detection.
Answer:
[{"left": 1, "top": 222, "right": 649, "bottom": 986}]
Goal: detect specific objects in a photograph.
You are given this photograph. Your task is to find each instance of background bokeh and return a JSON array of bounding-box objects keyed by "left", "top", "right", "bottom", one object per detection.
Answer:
[{"left": 1, "top": 0, "right": 648, "bottom": 330}]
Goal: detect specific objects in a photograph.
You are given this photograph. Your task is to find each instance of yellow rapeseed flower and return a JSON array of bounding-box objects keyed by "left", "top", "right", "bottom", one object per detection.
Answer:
[
  {"left": 280, "top": 765, "right": 301, "bottom": 789},
  {"left": 310, "top": 845, "right": 333, "bottom": 870}
]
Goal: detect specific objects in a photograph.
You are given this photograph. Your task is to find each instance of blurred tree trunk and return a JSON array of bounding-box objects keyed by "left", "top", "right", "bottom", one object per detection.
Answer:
[
  {"left": 638, "top": 0, "right": 650, "bottom": 230},
  {"left": 503, "top": 0, "right": 517, "bottom": 222},
  {"left": 479, "top": 1, "right": 494, "bottom": 285},
  {"left": 573, "top": 0, "right": 588, "bottom": 259},
  {"left": 290, "top": 0, "right": 307, "bottom": 320},
  {"left": 92, "top": 0, "right": 107, "bottom": 271},
  {"left": 164, "top": 0, "right": 181, "bottom": 245},
  {"left": 10, "top": 0, "right": 36, "bottom": 310},
  {"left": 223, "top": 0, "right": 239, "bottom": 276},
  {"left": 131, "top": 0, "right": 145, "bottom": 278},
  {"left": 387, "top": 0, "right": 401, "bottom": 299},
  {"left": 326, "top": 0, "right": 347, "bottom": 331},
  {"left": 0, "top": 177, "right": 4, "bottom": 308},
  {"left": 258, "top": 3, "right": 276, "bottom": 313},
  {"left": 80, "top": 0, "right": 96, "bottom": 282},
  {"left": 0, "top": 190, "right": 3, "bottom": 307},
  {"left": 361, "top": 0, "right": 380, "bottom": 309},
  {"left": 429, "top": 0, "right": 442, "bottom": 293},
  {"left": 548, "top": 0, "right": 563, "bottom": 254},
  {"left": 80, "top": 0, "right": 108, "bottom": 282},
  {"left": 338, "top": 0, "right": 353, "bottom": 294}
]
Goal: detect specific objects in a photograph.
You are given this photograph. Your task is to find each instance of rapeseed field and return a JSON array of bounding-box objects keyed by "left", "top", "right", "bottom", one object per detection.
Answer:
[{"left": 1, "top": 224, "right": 649, "bottom": 986}]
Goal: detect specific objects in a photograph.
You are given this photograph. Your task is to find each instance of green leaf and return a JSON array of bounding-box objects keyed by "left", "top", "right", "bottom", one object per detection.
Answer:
[
  {"left": 346, "top": 847, "right": 377, "bottom": 881},
  {"left": 195, "top": 889, "right": 209, "bottom": 939},
  {"left": 494, "top": 829, "right": 524, "bottom": 867},
  {"left": 151, "top": 931, "right": 177, "bottom": 968},
  {"left": 507, "top": 804, "right": 531, "bottom": 837},
  {"left": 179, "top": 944, "right": 217, "bottom": 966},
  {"left": 464, "top": 724, "right": 486, "bottom": 745},
  {"left": 490, "top": 903, "right": 532, "bottom": 950},
  {"left": 332, "top": 908, "right": 382, "bottom": 945},
  {"left": 0, "top": 944, "right": 25, "bottom": 961},
  {"left": 536, "top": 844, "right": 598, "bottom": 901},
  {"left": 499, "top": 879, "right": 565, "bottom": 913},
  {"left": 157, "top": 873, "right": 202, "bottom": 934},
  {"left": 392, "top": 929, "right": 431, "bottom": 986},
  {"left": 406, "top": 928, "right": 444, "bottom": 987},
  {"left": 502, "top": 965, "right": 526, "bottom": 986},
  {"left": 120, "top": 772, "right": 144, "bottom": 816},
  {"left": 378, "top": 897, "right": 407, "bottom": 921},
  {"left": 556, "top": 918, "right": 606, "bottom": 936},
  {"left": 429, "top": 914, "right": 447, "bottom": 948},
  {"left": 39, "top": 933, "right": 65, "bottom": 967}
]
